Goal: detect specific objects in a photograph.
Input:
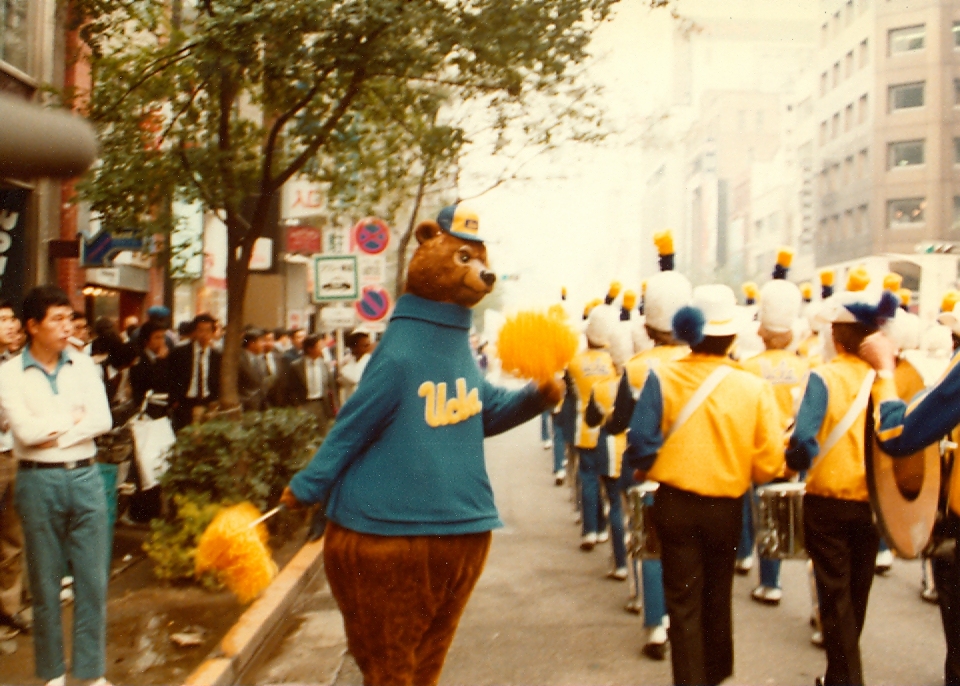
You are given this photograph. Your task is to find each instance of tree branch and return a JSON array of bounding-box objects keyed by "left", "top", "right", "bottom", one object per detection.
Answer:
[{"left": 98, "top": 42, "right": 198, "bottom": 117}]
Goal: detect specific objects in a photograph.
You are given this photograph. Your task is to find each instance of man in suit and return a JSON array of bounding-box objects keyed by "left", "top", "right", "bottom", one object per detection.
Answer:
[
  {"left": 282, "top": 334, "right": 334, "bottom": 428},
  {"left": 261, "top": 329, "right": 284, "bottom": 407},
  {"left": 283, "top": 327, "right": 307, "bottom": 363},
  {"left": 238, "top": 328, "right": 267, "bottom": 412},
  {"left": 130, "top": 319, "right": 170, "bottom": 416},
  {"left": 168, "top": 313, "right": 221, "bottom": 431}
]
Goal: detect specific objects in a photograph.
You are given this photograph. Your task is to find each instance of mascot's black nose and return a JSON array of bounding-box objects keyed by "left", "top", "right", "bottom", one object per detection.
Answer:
[{"left": 481, "top": 270, "right": 496, "bottom": 288}]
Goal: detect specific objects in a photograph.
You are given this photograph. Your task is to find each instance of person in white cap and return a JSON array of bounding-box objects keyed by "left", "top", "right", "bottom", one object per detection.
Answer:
[
  {"left": 565, "top": 304, "right": 618, "bottom": 552},
  {"left": 788, "top": 289, "right": 898, "bottom": 686},
  {"left": 591, "top": 232, "right": 691, "bottom": 660},
  {"left": 738, "top": 278, "right": 810, "bottom": 606},
  {"left": 625, "top": 284, "right": 784, "bottom": 686}
]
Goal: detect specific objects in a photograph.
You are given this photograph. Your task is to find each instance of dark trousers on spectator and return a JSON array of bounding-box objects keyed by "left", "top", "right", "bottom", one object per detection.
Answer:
[
  {"left": 932, "top": 514, "right": 960, "bottom": 686},
  {"left": 651, "top": 483, "right": 742, "bottom": 686},
  {"left": 803, "top": 494, "right": 879, "bottom": 686},
  {"left": 172, "top": 398, "right": 209, "bottom": 432}
]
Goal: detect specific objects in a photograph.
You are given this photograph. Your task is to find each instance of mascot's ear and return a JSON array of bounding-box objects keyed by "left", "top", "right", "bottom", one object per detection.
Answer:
[{"left": 415, "top": 220, "right": 442, "bottom": 245}]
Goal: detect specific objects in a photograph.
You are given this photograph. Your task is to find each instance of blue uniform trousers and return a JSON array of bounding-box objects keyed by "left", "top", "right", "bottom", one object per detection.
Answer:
[{"left": 16, "top": 464, "right": 109, "bottom": 681}]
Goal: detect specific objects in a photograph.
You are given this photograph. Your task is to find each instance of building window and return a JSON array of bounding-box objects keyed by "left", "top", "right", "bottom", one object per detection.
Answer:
[
  {"left": 889, "top": 82, "right": 924, "bottom": 111},
  {"left": 859, "top": 93, "right": 869, "bottom": 123},
  {"left": 954, "top": 138, "right": 960, "bottom": 164},
  {"left": 845, "top": 156, "right": 854, "bottom": 184},
  {"left": 888, "top": 198, "right": 926, "bottom": 229},
  {"left": 833, "top": 62, "right": 841, "bottom": 88},
  {"left": 954, "top": 79, "right": 960, "bottom": 106},
  {"left": 846, "top": 0, "right": 854, "bottom": 26},
  {"left": 845, "top": 103, "right": 854, "bottom": 131},
  {"left": 821, "top": 23, "right": 829, "bottom": 46},
  {"left": 953, "top": 197, "right": 960, "bottom": 236},
  {"left": 857, "top": 205, "right": 869, "bottom": 235},
  {"left": 889, "top": 25, "right": 925, "bottom": 55},
  {"left": 820, "top": 121, "right": 828, "bottom": 145},
  {"left": 845, "top": 50, "right": 854, "bottom": 78},
  {"left": 858, "top": 148, "right": 869, "bottom": 178},
  {"left": 888, "top": 140, "right": 924, "bottom": 168},
  {"left": 953, "top": 21, "right": 960, "bottom": 48},
  {"left": 820, "top": 72, "right": 829, "bottom": 96},
  {"left": 832, "top": 112, "right": 840, "bottom": 139},
  {"left": 859, "top": 38, "right": 869, "bottom": 67},
  {"left": 0, "top": 0, "right": 30, "bottom": 72}
]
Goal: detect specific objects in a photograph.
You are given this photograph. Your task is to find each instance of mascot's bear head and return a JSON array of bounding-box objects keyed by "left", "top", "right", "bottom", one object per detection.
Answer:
[{"left": 406, "top": 204, "right": 496, "bottom": 308}]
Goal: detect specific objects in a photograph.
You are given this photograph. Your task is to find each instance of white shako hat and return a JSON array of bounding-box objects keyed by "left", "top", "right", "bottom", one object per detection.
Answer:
[
  {"left": 672, "top": 284, "right": 741, "bottom": 347},
  {"left": 758, "top": 279, "right": 802, "bottom": 333},
  {"left": 585, "top": 303, "right": 617, "bottom": 348},
  {"left": 884, "top": 308, "right": 921, "bottom": 352},
  {"left": 645, "top": 271, "right": 692, "bottom": 333}
]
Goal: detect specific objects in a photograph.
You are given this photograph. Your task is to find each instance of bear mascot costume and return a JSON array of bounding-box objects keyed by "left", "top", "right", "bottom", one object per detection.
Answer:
[{"left": 281, "top": 204, "right": 563, "bottom": 686}]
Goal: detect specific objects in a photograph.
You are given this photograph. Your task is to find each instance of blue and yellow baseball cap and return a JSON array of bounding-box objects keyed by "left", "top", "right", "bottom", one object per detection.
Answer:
[{"left": 436, "top": 204, "right": 482, "bottom": 243}]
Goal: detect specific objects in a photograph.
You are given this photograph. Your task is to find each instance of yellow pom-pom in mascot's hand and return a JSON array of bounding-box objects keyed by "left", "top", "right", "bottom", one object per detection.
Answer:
[{"left": 280, "top": 205, "right": 561, "bottom": 686}]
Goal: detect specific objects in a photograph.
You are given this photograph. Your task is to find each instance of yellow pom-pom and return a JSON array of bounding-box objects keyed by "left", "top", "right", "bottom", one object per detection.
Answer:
[
  {"left": 653, "top": 230, "right": 674, "bottom": 256},
  {"left": 742, "top": 282, "right": 759, "bottom": 300},
  {"left": 846, "top": 265, "right": 870, "bottom": 292},
  {"left": 561, "top": 286, "right": 567, "bottom": 300},
  {"left": 820, "top": 269, "right": 835, "bottom": 287},
  {"left": 641, "top": 280, "right": 647, "bottom": 294},
  {"left": 776, "top": 247, "right": 794, "bottom": 268},
  {"left": 883, "top": 273, "right": 903, "bottom": 292},
  {"left": 497, "top": 309, "right": 579, "bottom": 384},
  {"left": 898, "top": 288, "right": 911, "bottom": 307},
  {"left": 195, "top": 502, "right": 278, "bottom": 604},
  {"left": 622, "top": 290, "right": 637, "bottom": 310},
  {"left": 942, "top": 290, "right": 960, "bottom": 313},
  {"left": 800, "top": 282, "right": 813, "bottom": 300},
  {"left": 607, "top": 281, "right": 622, "bottom": 300}
]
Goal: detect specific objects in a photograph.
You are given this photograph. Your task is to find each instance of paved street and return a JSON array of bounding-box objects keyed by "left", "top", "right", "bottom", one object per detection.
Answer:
[{"left": 253, "top": 418, "right": 947, "bottom": 686}]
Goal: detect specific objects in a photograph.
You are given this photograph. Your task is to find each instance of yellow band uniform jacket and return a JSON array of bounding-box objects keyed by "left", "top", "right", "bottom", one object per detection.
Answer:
[
  {"left": 625, "top": 353, "right": 785, "bottom": 498},
  {"left": 602, "top": 344, "right": 689, "bottom": 438},
  {"left": 741, "top": 349, "right": 810, "bottom": 431},
  {"left": 786, "top": 353, "right": 874, "bottom": 501},
  {"left": 566, "top": 348, "right": 616, "bottom": 449}
]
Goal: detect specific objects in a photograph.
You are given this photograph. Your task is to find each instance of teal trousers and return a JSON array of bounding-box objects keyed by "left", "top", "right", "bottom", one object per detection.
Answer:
[{"left": 16, "top": 464, "right": 108, "bottom": 681}]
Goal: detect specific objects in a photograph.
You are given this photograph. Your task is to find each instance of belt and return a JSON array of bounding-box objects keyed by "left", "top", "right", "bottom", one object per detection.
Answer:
[{"left": 18, "top": 458, "right": 95, "bottom": 471}]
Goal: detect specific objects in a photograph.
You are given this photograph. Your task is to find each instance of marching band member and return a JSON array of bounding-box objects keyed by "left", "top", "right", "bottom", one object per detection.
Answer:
[
  {"left": 740, "top": 259, "right": 809, "bottom": 605},
  {"left": 626, "top": 285, "right": 783, "bottom": 686},
  {"left": 565, "top": 304, "right": 618, "bottom": 552},
  {"left": 788, "top": 289, "right": 899, "bottom": 686},
  {"left": 598, "top": 230, "right": 691, "bottom": 660}
]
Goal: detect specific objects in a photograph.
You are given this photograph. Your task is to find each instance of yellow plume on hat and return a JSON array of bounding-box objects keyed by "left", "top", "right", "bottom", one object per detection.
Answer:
[
  {"left": 883, "top": 273, "right": 903, "bottom": 292},
  {"left": 561, "top": 286, "right": 567, "bottom": 300},
  {"left": 846, "top": 265, "right": 870, "bottom": 292},
  {"left": 584, "top": 298, "right": 602, "bottom": 318},
  {"left": 608, "top": 281, "right": 622, "bottom": 300},
  {"left": 800, "top": 282, "right": 813, "bottom": 301},
  {"left": 742, "top": 282, "right": 759, "bottom": 300},
  {"left": 641, "top": 280, "right": 648, "bottom": 294},
  {"left": 897, "top": 288, "right": 911, "bottom": 307},
  {"left": 942, "top": 290, "right": 960, "bottom": 313},
  {"left": 653, "top": 230, "right": 674, "bottom": 256},
  {"left": 776, "top": 247, "right": 794, "bottom": 269},
  {"left": 622, "top": 290, "right": 637, "bottom": 310},
  {"left": 819, "top": 269, "right": 835, "bottom": 287}
]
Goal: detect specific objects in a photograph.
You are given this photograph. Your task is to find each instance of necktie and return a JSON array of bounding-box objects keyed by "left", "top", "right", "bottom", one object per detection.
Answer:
[{"left": 197, "top": 349, "right": 205, "bottom": 400}]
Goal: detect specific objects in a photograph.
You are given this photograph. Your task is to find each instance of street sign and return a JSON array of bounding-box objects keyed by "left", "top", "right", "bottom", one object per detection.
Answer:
[
  {"left": 81, "top": 231, "right": 144, "bottom": 267},
  {"left": 355, "top": 285, "right": 392, "bottom": 322},
  {"left": 320, "top": 305, "right": 357, "bottom": 329},
  {"left": 313, "top": 254, "right": 358, "bottom": 302},
  {"left": 352, "top": 217, "right": 390, "bottom": 255},
  {"left": 324, "top": 227, "right": 350, "bottom": 255},
  {"left": 358, "top": 254, "right": 386, "bottom": 284}
]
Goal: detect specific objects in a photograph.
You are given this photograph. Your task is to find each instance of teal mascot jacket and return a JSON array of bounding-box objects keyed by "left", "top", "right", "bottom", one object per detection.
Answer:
[{"left": 289, "top": 294, "right": 548, "bottom": 536}]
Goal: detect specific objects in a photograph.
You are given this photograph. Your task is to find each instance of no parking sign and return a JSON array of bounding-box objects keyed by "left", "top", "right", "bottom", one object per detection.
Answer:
[
  {"left": 355, "top": 285, "right": 392, "bottom": 322},
  {"left": 352, "top": 217, "right": 390, "bottom": 255}
]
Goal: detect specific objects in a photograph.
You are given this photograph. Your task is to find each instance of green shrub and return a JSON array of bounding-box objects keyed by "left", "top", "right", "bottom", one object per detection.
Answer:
[
  {"left": 160, "top": 407, "right": 323, "bottom": 511},
  {"left": 144, "top": 408, "right": 323, "bottom": 584},
  {"left": 143, "top": 492, "right": 223, "bottom": 586}
]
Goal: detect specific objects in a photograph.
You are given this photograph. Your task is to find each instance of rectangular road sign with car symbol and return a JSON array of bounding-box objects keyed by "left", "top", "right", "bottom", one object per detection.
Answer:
[{"left": 312, "top": 254, "right": 358, "bottom": 302}]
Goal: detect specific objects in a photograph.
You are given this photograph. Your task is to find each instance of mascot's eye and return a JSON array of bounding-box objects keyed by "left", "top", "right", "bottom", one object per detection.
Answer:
[{"left": 457, "top": 251, "right": 470, "bottom": 264}]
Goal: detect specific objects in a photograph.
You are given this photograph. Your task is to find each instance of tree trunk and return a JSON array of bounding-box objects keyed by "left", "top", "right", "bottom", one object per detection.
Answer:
[
  {"left": 219, "top": 218, "right": 254, "bottom": 410},
  {"left": 393, "top": 162, "right": 431, "bottom": 296}
]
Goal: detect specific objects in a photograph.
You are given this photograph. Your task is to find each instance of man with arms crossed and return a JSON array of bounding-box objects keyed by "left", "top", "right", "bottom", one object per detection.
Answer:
[{"left": 0, "top": 286, "right": 113, "bottom": 686}]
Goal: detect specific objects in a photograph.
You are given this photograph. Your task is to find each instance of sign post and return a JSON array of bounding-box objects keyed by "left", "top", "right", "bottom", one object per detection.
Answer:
[{"left": 312, "top": 255, "right": 359, "bottom": 302}]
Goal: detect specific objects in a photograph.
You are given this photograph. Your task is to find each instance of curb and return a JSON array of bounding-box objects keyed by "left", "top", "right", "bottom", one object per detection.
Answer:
[{"left": 182, "top": 537, "right": 326, "bottom": 686}]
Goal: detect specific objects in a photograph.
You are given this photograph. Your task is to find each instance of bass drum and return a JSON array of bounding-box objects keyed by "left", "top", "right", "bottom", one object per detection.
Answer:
[
  {"left": 866, "top": 399, "right": 941, "bottom": 559},
  {"left": 626, "top": 481, "right": 661, "bottom": 560}
]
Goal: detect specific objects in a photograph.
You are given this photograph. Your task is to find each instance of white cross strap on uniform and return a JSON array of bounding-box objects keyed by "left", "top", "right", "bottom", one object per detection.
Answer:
[
  {"left": 818, "top": 369, "right": 875, "bottom": 461},
  {"left": 664, "top": 365, "right": 733, "bottom": 441}
]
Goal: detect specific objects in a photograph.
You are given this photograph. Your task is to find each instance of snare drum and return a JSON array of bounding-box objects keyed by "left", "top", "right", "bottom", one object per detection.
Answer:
[
  {"left": 626, "top": 481, "right": 661, "bottom": 559},
  {"left": 754, "top": 482, "right": 806, "bottom": 559}
]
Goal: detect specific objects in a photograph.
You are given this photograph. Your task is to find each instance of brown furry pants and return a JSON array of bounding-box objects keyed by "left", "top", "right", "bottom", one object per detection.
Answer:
[{"left": 323, "top": 521, "right": 492, "bottom": 686}]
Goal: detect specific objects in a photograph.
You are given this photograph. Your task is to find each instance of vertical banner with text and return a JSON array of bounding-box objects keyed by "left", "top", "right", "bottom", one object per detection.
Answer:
[{"left": 0, "top": 188, "right": 29, "bottom": 312}]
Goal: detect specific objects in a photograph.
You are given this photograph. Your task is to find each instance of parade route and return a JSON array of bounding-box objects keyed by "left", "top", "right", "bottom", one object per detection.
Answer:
[{"left": 252, "top": 419, "right": 946, "bottom": 686}]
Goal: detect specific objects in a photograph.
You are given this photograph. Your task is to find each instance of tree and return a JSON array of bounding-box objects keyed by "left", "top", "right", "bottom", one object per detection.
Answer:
[{"left": 75, "top": 0, "right": 620, "bottom": 408}]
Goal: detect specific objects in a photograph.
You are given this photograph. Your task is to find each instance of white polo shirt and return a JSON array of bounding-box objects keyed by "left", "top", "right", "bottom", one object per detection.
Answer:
[{"left": 0, "top": 347, "right": 112, "bottom": 463}]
